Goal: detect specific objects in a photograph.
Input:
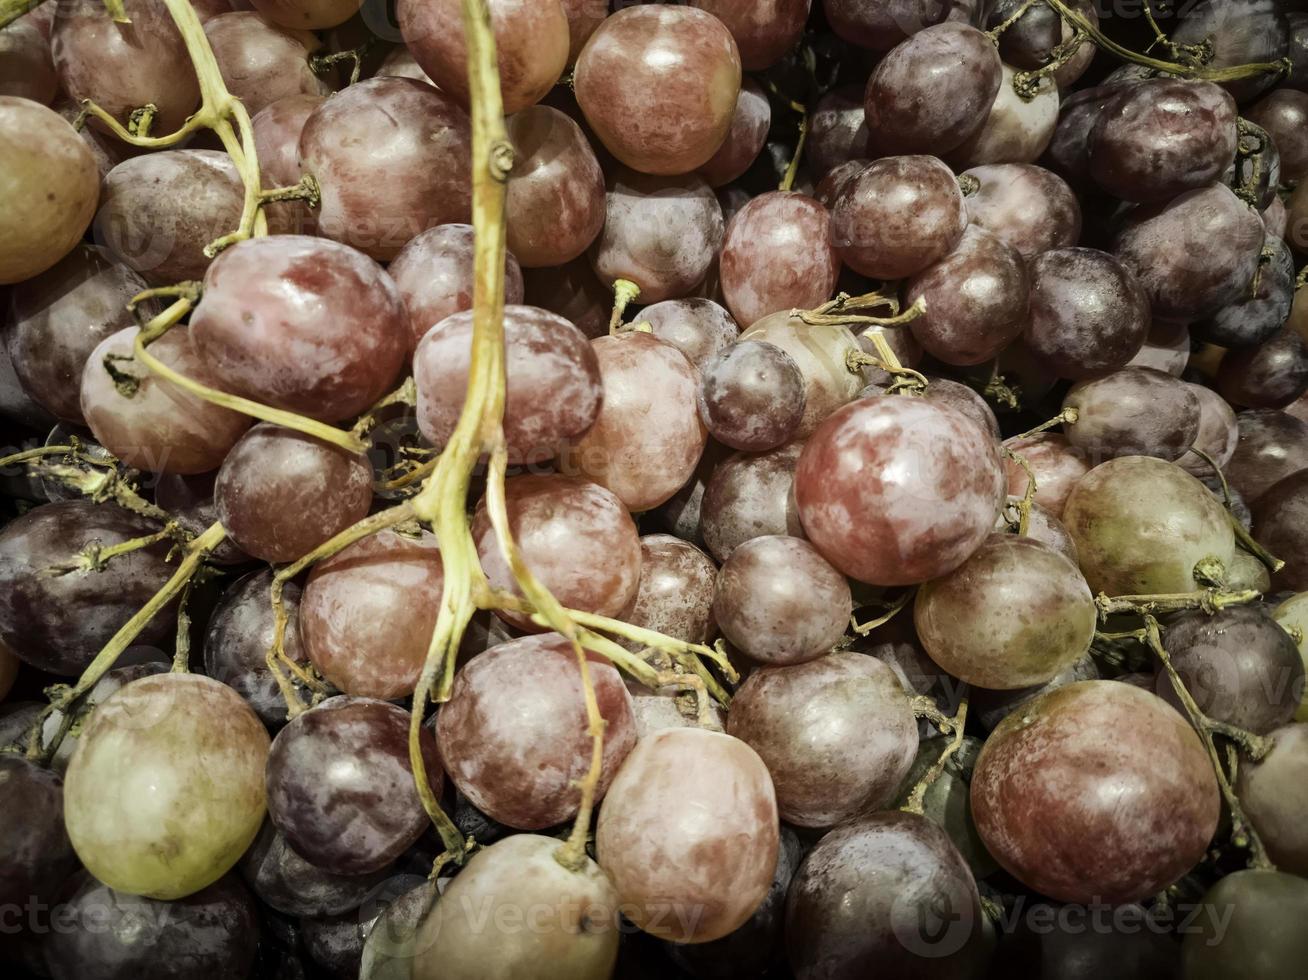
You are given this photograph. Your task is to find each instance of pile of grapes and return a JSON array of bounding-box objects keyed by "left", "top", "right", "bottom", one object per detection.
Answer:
[{"left": 4, "top": 0, "right": 1308, "bottom": 977}]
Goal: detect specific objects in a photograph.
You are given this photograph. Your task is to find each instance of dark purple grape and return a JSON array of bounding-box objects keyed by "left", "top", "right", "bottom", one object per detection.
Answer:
[
  {"left": 1227, "top": 408, "right": 1308, "bottom": 503},
  {"left": 1185, "top": 869, "right": 1308, "bottom": 980},
  {"left": 948, "top": 62, "right": 1059, "bottom": 169},
  {"left": 697, "top": 340, "right": 806, "bottom": 452},
  {"left": 1062, "top": 367, "right": 1201, "bottom": 462},
  {"left": 1127, "top": 317, "right": 1191, "bottom": 376},
  {"left": 824, "top": 0, "right": 969, "bottom": 51},
  {"left": 807, "top": 84, "right": 870, "bottom": 179},
  {"left": 1235, "top": 723, "right": 1308, "bottom": 877},
  {"left": 0, "top": 756, "right": 77, "bottom": 910},
  {"left": 153, "top": 471, "right": 250, "bottom": 565},
  {"left": 688, "top": 0, "right": 809, "bottom": 71},
  {"left": 1044, "top": 82, "right": 1129, "bottom": 187},
  {"left": 1178, "top": 382, "right": 1239, "bottom": 477},
  {"left": 240, "top": 821, "right": 391, "bottom": 918},
  {"left": 1218, "top": 328, "right": 1308, "bottom": 410},
  {"left": 970, "top": 652, "right": 1100, "bottom": 732},
  {"left": 1248, "top": 88, "right": 1308, "bottom": 182},
  {"left": 1170, "top": 0, "right": 1288, "bottom": 103},
  {"left": 1194, "top": 234, "right": 1295, "bottom": 349},
  {"left": 1253, "top": 469, "right": 1308, "bottom": 591},
  {"left": 961, "top": 162, "right": 1081, "bottom": 259}
]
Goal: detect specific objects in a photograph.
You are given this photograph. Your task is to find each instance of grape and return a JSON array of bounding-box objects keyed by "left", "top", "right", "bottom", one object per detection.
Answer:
[
  {"left": 1113, "top": 182, "right": 1264, "bottom": 321},
  {"left": 865, "top": 24, "right": 1001, "bottom": 156},
  {"left": 1264, "top": 194, "right": 1288, "bottom": 241},
  {"left": 411, "top": 834, "right": 619, "bottom": 979},
  {"left": 5, "top": 246, "right": 148, "bottom": 423},
  {"left": 622, "top": 534, "right": 717, "bottom": 646},
  {"left": 639, "top": 297, "right": 739, "bottom": 370},
  {"left": 713, "top": 535, "right": 851, "bottom": 665},
  {"left": 1228, "top": 549, "right": 1273, "bottom": 593},
  {"left": 565, "top": 332, "right": 707, "bottom": 511},
  {"left": 700, "top": 441, "right": 804, "bottom": 561},
  {"left": 523, "top": 255, "right": 610, "bottom": 339},
  {"left": 916, "top": 533, "right": 1095, "bottom": 689},
  {"left": 1062, "top": 456, "right": 1234, "bottom": 595},
  {"left": 302, "top": 913, "right": 366, "bottom": 979},
  {"left": 785, "top": 810, "right": 986, "bottom": 980},
  {"left": 807, "top": 84, "right": 870, "bottom": 179},
  {"left": 590, "top": 168, "right": 724, "bottom": 303},
  {"left": 64, "top": 673, "right": 270, "bottom": 899},
  {"left": 1202, "top": 235, "right": 1295, "bottom": 351},
  {"left": 1227, "top": 408, "right": 1308, "bottom": 503},
  {"left": 906, "top": 225, "right": 1030, "bottom": 366},
  {"left": 505, "top": 105, "right": 606, "bottom": 267},
  {"left": 895, "top": 733, "right": 997, "bottom": 876},
  {"left": 824, "top": 0, "right": 966, "bottom": 50},
  {"left": 35, "top": 663, "right": 166, "bottom": 776},
  {"left": 740, "top": 311, "right": 864, "bottom": 436},
  {"left": 0, "top": 756, "right": 78, "bottom": 909},
  {"left": 961, "top": 163, "right": 1081, "bottom": 259},
  {"left": 1161, "top": 606, "right": 1303, "bottom": 735},
  {"left": 1184, "top": 870, "right": 1308, "bottom": 980},
  {"left": 1247, "top": 89, "right": 1308, "bottom": 181},
  {"left": 0, "top": 97, "right": 99, "bottom": 285},
  {"left": 214, "top": 423, "right": 374, "bottom": 564},
  {"left": 795, "top": 396, "right": 1006, "bottom": 586},
  {"left": 999, "top": 498, "right": 1079, "bottom": 564},
  {"left": 697, "top": 77, "right": 770, "bottom": 186},
  {"left": 949, "top": 64, "right": 1060, "bottom": 168},
  {"left": 299, "top": 77, "right": 471, "bottom": 260},
  {"left": 1024, "top": 247, "right": 1149, "bottom": 378},
  {"left": 377, "top": 43, "right": 435, "bottom": 84},
  {"left": 415, "top": 305, "right": 600, "bottom": 464},
  {"left": 94, "top": 149, "right": 244, "bottom": 285},
  {"left": 683, "top": 0, "right": 807, "bottom": 70},
  {"left": 265, "top": 696, "right": 441, "bottom": 875},
  {"left": 1178, "top": 383, "right": 1239, "bottom": 477},
  {"left": 719, "top": 192, "right": 840, "bottom": 328},
  {"left": 558, "top": 0, "right": 606, "bottom": 63},
  {"left": 437, "top": 633, "right": 637, "bottom": 829},
  {"left": 250, "top": 92, "right": 324, "bottom": 235},
  {"left": 190, "top": 235, "right": 409, "bottom": 421},
  {"left": 1236, "top": 723, "right": 1308, "bottom": 875},
  {"left": 1273, "top": 596, "right": 1308, "bottom": 718},
  {"left": 972, "top": 680, "right": 1218, "bottom": 904},
  {"left": 1253, "top": 470, "right": 1308, "bottom": 590},
  {"left": 831, "top": 155, "right": 967, "bottom": 279},
  {"left": 1062, "top": 367, "right": 1201, "bottom": 462},
  {"left": 698, "top": 340, "right": 806, "bottom": 452},
  {"left": 388, "top": 224, "right": 525, "bottom": 349},
  {"left": 44, "top": 871, "right": 259, "bottom": 980},
  {"left": 1218, "top": 327, "right": 1308, "bottom": 410},
  {"left": 300, "top": 529, "right": 443, "bottom": 701},
  {"left": 204, "top": 11, "right": 328, "bottom": 118},
  {"left": 814, "top": 157, "right": 867, "bottom": 208},
  {"left": 970, "top": 651, "right": 1100, "bottom": 732},
  {"left": 596, "top": 728, "right": 779, "bottom": 943},
  {"left": 0, "top": 500, "right": 176, "bottom": 676},
  {"left": 728, "top": 652, "right": 916, "bottom": 826},
  {"left": 1128, "top": 317, "right": 1191, "bottom": 376},
  {"left": 51, "top": 0, "right": 200, "bottom": 136},
  {"left": 1044, "top": 82, "right": 1129, "bottom": 187},
  {"left": 991, "top": 900, "right": 1179, "bottom": 980},
  {"left": 398, "top": 0, "right": 568, "bottom": 114},
  {"left": 472, "top": 473, "right": 641, "bottom": 629},
  {"left": 249, "top": 0, "right": 362, "bottom": 30},
  {"left": 574, "top": 6, "right": 741, "bottom": 174},
  {"left": 1171, "top": 0, "right": 1287, "bottom": 103},
  {"left": 240, "top": 821, "right": 391, "bottom": 917},
  {"left": 0, "top": 16, "right": 56, "bottom": 104},
  {"left": 864, "top": 375, "right": 998, "bottom": 440},
  {"left": 1289, "top": 179, "right": 1308, "bottom": 255}
]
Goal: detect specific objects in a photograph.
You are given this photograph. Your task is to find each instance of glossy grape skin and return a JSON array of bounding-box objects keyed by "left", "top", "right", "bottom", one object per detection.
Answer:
[
  {"left": 1218, "top": 328, "right": 1308, "bottom": 410},
  {"left": 249, "top": 92, "right": 323, "bottom": 235},
  {"left": 415, "top": 305, "right": 600, "bottom": 464},
  {"left": 831, "top": 155, "right": 967, "bottom": 279},
  {"left": 1177, "top": 383, "right": 1238, "bottom": 477},
  {"left": 815, "top": 157, "right": 868, "bottom": 208},
  {"left": 639, "top": 297, "right": 739, "bottom": 370},
  {"left": 0, "top": 17, "right": 56, "bottom": 104},
  {"left": 1062, "top": 367, "right": 1201, "bottom": 462},
  {"left": 1183, "top": 870, "right": 1308, "bottom": 980},
  {"left": 299, "top": 77, "right": 471, "bottom": 260},
  {"left": 623, "top": 534, "right": 717, "bottom": 646},
  {"left": 697, "top": 77, "right": 770, "bottom": 187},
  {"left": 785, "top": 810, "right": 985, "bottom": 980},
  {"left": 697, "top": 340, "right": 806, "bottom": 452},
  {"left": 240, "top": 821, "right": 390, "bottom": 917},
  {"left": 1227, "top": 409, "right": 1308, "bottom": 503},
  {"left": 728, "top": 653, "right": 916, "bottom": 826},
  {"left": 44, "top": 871, "right": 259, "bottom": 980},
  {"left": 1161, "top": 606, "right": 1303, "bottom": 735},
  {"left": 961, "top": 163, "right": 1081, "bottom": 259},
  {"left": 740, "top": 311, "right": 864, "bottom": 437},
  {"left": 190, "top": 235, "right": 408, "bottom": 421},
  {"left": 684, "top": 0, "right": 807, "bottom": 70},
  {"left": 51, "top": 0, "right": 200, "bottom": 136},
  {"left": 972, "top": 680, "right": 1218, "bottom": 904},
  {"left": 0, "top": 98, "right": 99, "bottom": 285},
  {"left": 950, "top": 64, "right": 1060, "bottom": 168},
  {"left": 916, "top": 533, "right": 1095, "bottom": 690},
  {"left": 565, "top": 332, "right": 708, "bottom": 511},
  {"left": 0, "top": 501, "right": 176, "bottom": 676},
  {"left": 906, "top": 225, "right": 1030, "bottom": 366},
  {"left": 1024, "top": 247, "right": 1150, "bottom": 379},
  {"left": 865, "top": 24, "right": 1000, "bottom": 156},
  {"left": 215, "top": 424, "right": 374, "bottom": 564},
  {"left": 1194, "top": 233, "right": 1295, "bottom": 349},
  {"left": 473, "top": 473, "right": 641, "bottom": 629},
  {"left": 204, "top": 11, "right": 327, "bottom": 118},
  {"left": 596, "top": 728, "right": 779, "bottom": 944},
  {"left": 248, "top": 0, "right": 361, "bottom": 29},
  {"left": 266, "top": 697, "right": 441, "bottom": 875},
  {"left": 700, "top": 441, "right": 804, "bottom": 561},
  {"left": 438, "top": 633, "right": 636, "bottom": 829},
  {"left": 796, "top": 396, "right": 1007, "bottom": 586},
  {"left": 590, "top": 168, "right": 724, "bottom": 303},
  {"left": 713, "top": 535, "right": 851, "bottom": 665},
  {"left": 0, "top": 756, "right": 78, "bottom": 910},
  {"left": 1113, "top": 182, "right": 1264, "bottom": 321},
  {"left": 807, "top": 84, "right": 870, "bottom": 178},
  {"left": 388, "top": 224, "right": 524, "bottom": 348},
  {"left": 5, "top": 246, "right": 147, "bottom": 422},
  {"left": 574, "top": 5, "right": 741, "bottom": 176},
  {"left": 824, "top": 0, "right": 969, "bottom": 50},
  {"left": 719, "top": 192, "right": 840, "bottom": 328},
  {"left": 1235, "top": 723, "right": 1308, "bottom": 875},
  {"left": 64, "top": 673, "right": 269, "bottom": 899},
  {"left": 1253, "top": 470, "right": 1308, "bottom": 590},
  {"left": 1171, "top": 0, "right": 1287, "bottom": 104},
  {"left": 300, "top": 529, "right": 443, "bottom": 701},
  {"left": 1247, "top": 89, "right": 1308, "bottom": 182},
  {"left": 1062, "top": 456, "right": 1234, "bottom": 595},
  {"left": 504, "top": 105, "right": 606, "bottom": 267},
  {"left": 411, "top": 834, "right": 619, "bottom": 980}
]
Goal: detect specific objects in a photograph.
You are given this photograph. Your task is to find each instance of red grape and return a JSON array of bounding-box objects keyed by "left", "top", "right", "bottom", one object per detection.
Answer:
[
  {"left": 739, "top": 312, "right": 864, "bottom": 436},
  {"left": 1002, "top": 432, "right": 1090, "bottom": 518},
  {"left": 638, "top": 297, "right": 739, "bottom": 370},
  {"left": 808, "top": 84, "right": 870, "bottom": 179},
  {"left": 250, "top": 92, "right": 324, "bottom": 235},
  {"left": 204, "top": 11, "right": 328, "bottom": 117},
  {"left": 697, "top": 77, "right": 770, "bottom": 187},
  {"left": 622, "top": 534, "right": 717, "bottom": 646},
  {"left": 961, "top": 162, "right": 1081, "bottom": 259},
  {"left": 949, "top": 64, "right": 1060, "bottom": 168},
  {"left": 1236, "top": 723, "right": 1308, "bottom": 876},
  {"left": 1063, "top": 367, "right": 1201, "bottom": 462},
  {"left": 0, "top": 16, "right": 56, "bottom": 104},
  {"left": 698, "top": 339, "right": 806, "bottom": 451},
  {"left": 700, "top": 441, "right": 805, "bottom": 561}
]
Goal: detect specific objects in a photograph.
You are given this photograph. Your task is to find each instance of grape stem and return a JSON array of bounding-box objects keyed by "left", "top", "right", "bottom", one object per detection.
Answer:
[
  {"left": 0, "top": 443, "right": 171, "bottom": 525},
  {"left": 850, "top": 588, "right": 915, "bottom": 635},
  {"left": 607, "top": 279, "right": 641, "bottom": 334},
  {"left": 1094, "top": 584, "right": 1260, "bottom": 619},
  {"left": 1187, "top": 446, "right": 1286, "bottom": 574},
  {"left": 42, "top": 524, "right": 178, "bottom": 577},
  {"left": 1001, "top": 447, "right": 1036, "bottom": 536},
  {"left": 778, "top": 111, "right": 808, "bottom": 193},
  {"left": 1014, "top": 406, "right": 1078, "bottom": 441},
  {"left": 902, "top": 692, "right": 969, "bottom": 815},
  {"left": 796, "top": 294, "right": 926, "bottom": 330}
]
